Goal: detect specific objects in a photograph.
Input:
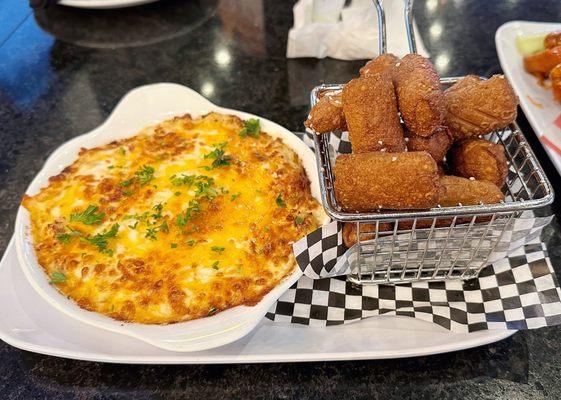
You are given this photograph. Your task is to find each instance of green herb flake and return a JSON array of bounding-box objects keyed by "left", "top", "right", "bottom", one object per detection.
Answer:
[
  {"left": 120, "top": 179, "right": 134, "bottom": 187},
  {"left": 294, "top": 215, "right": 305, "bottom": 225},
  {"left": 56, "top": 234, "right": 71, "bottom": 244},
  {"left": 108, "top": 165, "right": 115, "bottom": 169},
  {"left": 174, "top": 191, "right": 182, "bottom": 196},
  {"left": 203, "top": 142, "right": 232, "bottom": 170},
  {"left": 158, "top": 220, "right": 169, "bottom": 234},
  {"left": 70, "top": 205, "right": 105, "bottom": 225},
  {"left": 118, "top": 147, "right": 126, "bottom": 156},
  {"left": 152, "top": 203, "right": 163, "bottom": 219},
  {"left": 176, "top": 200, "right": 201, "bottom": 227},
  {"left": 135, "top": 165, "right": 155, "bottom": 186},
  {"left": 83, "top": 223, "right": 119, "bottom": 254},
  {"left": 128, "top": 221, "right": 139, "bottom": 230},
  {"left": 145, "top": 227, "right": 158, "bottom": 240},
  {"left": 122, "top": 189, "right": 133, "bottom": 197},
  {"left": 211, "top": 261, "right": 220, "bottom": 270},
  {"left": 230, "top": 192, "right": 241, "bottom": 201},
  {"left": 276, "top": 193, "right": 286, "bottom": 208},
  {"left": 211, "top": 246, "right": 225, "bottom": 253},
  {"left": 238, "top": 118, "right": 261, "bottom": 138},
  {"left": 208, "top": 306, "right": 218, "bottom": 316},
  {"left": 171, "top": 243, "right": 178, "bottom": 249},
  {"left": 186, "top": 239, "right": 197, "bottom": 247},
  {"left": 50, "top": 271, "right": 67, "bottom": 284}
]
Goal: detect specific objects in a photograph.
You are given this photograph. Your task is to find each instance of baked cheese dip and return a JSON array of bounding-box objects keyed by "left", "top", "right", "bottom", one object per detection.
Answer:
[{"left": 22, "top": 113, "right": 323, "bottom": 324}]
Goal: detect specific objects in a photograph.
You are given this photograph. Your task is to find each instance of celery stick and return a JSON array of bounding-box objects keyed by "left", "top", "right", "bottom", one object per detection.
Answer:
[{"left": 516, "top": 33, "right": 547, "bottom": 55}]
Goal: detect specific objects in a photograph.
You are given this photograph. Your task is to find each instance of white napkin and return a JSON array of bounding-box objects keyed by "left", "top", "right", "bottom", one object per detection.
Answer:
[{"left": 287, "top": 0, "right": 428, "bottom": 60}]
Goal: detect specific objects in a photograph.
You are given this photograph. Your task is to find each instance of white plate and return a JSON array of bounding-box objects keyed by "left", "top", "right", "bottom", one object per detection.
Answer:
[
  {"left": 0, "top": 237, "right": 514, "bottom": 363},
  {"left": 14, "top": 83, "right": 328, "bottom": 353},
  {"left": 496, "top": 21, "right": 561, "bottom": 176},
  {"left": 59, "top": 0, "right": 158, "bottom": 9}
]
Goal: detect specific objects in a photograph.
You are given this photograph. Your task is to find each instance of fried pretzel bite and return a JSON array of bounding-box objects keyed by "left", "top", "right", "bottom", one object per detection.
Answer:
[
  {"left": 333, "top": 151, "right": 439, "bottom": 212},
  {"left": 523, "top": 46, "right": 561, "bottom": 77},
  {"left": 342, "top": 74, "right": 406, "bottom": 153},
  {"left": 445, "top": 75, "right": 518, "bottom": 140},
  {"left": 550, "top": 63, "right": 561, "bottom": 102},
  {"left": 304, "top": 91, "right": 346, "bottom": 133},
  {"left": 342, "top": 222, "right": 393, "bottom": 248},
  {"left": 545, "top": 31, "right": 561, "bottom": 49},
  {"left": 406, "top": 126, "right": 453, "bottom": 163},
  {"left": 359, "top": 53, "right": 400, "bottom": 77},
  {"left": 438, "top": 175, "right": 504, "bottom": 207},
  {"left": 448, "top": 138, "right": 509, "bottom": 188},
  {"left": 393, "top": 54, "right": 445, "bottom": 137}
]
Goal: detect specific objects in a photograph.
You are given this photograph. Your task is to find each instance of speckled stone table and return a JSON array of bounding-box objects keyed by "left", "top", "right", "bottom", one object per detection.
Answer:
[{"left": 1, "top": 0, "right": 561, "bottom": 398}]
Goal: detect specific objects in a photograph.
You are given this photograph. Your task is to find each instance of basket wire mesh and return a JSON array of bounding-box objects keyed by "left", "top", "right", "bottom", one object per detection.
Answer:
[{"left": 309, "top": 0, "right": 554, "bottom": 285}]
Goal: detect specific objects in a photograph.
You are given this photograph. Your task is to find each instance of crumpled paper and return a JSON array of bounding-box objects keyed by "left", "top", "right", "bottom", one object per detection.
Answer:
[{"left": 287, "top": 0, "right": 428, "bottom": 60}]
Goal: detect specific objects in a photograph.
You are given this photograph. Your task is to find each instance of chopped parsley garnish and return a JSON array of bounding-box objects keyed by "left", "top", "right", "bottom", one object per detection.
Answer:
[
  {"left": 211, "top": 246, "right": 225, "bottom": 253},
  {"left": 176, "top": 200, "right": 201, "bottom": 227},
  {"left": 145, "top": 227, "right": 158, "bottom": 240},
  {"left": 122, "top": 189, "right": 133, "bottom": 197},
  {"left": 158, "top": 220, "right": 169, "bottom": 234},
  {"left": 70, "top": 205, "right": 105, "bottom": 225},
  {"left": 295, "top": 215, "right": 305, "bottom": 225},
  {"left": 135, "top": 165, "right": 155, "bottom": 186},
  {"left": 170, "top": 174, "right": 197, "bottom": 186},
  {"left": 56, "top": 228, "right": 82, "bottom": 244},
  {"left": 174, "top": 191, "right": 182, "bottom": 196},
  {"left": 128, "top": 221, "right": 139, "bottom": 229},
  {"left": 211, "top": 261, "right": 220, "bottom": 270},
  {"left": 50, "top": 271, "right": 67, "bottom": 284},
  {"left": 186, "top": 239, "right": 197, "bottom": 246},
  {"left": 118, "top": 147, "right": 126, "bottom": 156},
  {"left": 230, "top": 192, "right": 241, "bottom": 201},
  {"left": 83, "top": 223, "right": 119, "bottom": 255},
  {"left": 238, "top": 118, "right": 261, "bottom": 138},
  {"left": 171, "top": 243, "right": 178, "bottom": 249},
  {"left": 194, "top": 178, "right": 218, "bottom": 200},
  {"left": 203, "top": 142, "right": 232, "bottom": 170},
  {"left": 276, "top": 193, "right": 286, "bottom": 208},
  {"left": 152, "top": 203, "right": 163, "bottom": 219},
  {"left": 120, "top": 179, "right": 134, "bottom": 187},
  {"left": 108, "top": 165, "right": 115, "bottom": 169}
]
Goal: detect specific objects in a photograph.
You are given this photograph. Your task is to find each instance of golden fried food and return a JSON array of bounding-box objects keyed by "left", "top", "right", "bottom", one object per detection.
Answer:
[
  {"left": 445, "top": 75, "right": 481, "bottom": 93},
  {"left": 359, "top": 53, "right": 400, "bottom": 77},
  {"left": 448, "top": 138, "right": 509, "bottom": 187},
  {"left": 342, "top": 222, "right": 393, "bottom": 247},
  {"left": 523, "top": 46, "right": 561, "bottom": 77},
  {"left": 342, "top": 74, "right": 406, "bottom": 153},
  {"left": 445, "top": 75, "right": 518, "bottom": 140},
  {"left": 438, "top": 175, "right": 504, "bottom": 207},
  {"left": 550, "top": 63, "right": 561, "bottom": 102},
  {"left": 304, "top": 91, "right": 346, "bottom": 133},
  {"left": 406, "top": 126, "right": 453, "bottom": 163},
  {"left": 545, "top": 31, "right": 561, "bottom": 49},
  {"left": 333, "top": 152, "right": 439, "bottom": 211},
  {"left": 393, "top": 54, "right": 445, "bottom": 137}
]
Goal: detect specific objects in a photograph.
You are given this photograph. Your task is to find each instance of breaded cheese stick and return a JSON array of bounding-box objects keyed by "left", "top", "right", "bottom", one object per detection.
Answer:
[
  {"left": 449, "top": 138, "right": 509, "bottom": 188},
  {"left": 406, "top": 126, "right": 453, "bottom": 163},
  {"left": 359, "top": 53, "right": 400, "bottom": 77},
  {"left": 393, "top": 54, "right": 445, "bottom": 137},
  {"left": 342, "top": 74, "right": 406, "bottom": 153},
  {"left": 396, "top": 175, "right": 504, "bottom": 230},
  {"left": 438, "top": 175, "right": 504, "bottom": 207},
  {"left": 523, "top": 46, "right": 561, "bottom": 77},
  {"left": 445, "top": 75, "right": 518, "bottom": 140},
  {"left": 333, "top": 152, "right": 439, "bottom": 211},
  {"left": 342, "top": 222, "right": 393, "bottom": 248},
  {"left": 445, "top": 75, "right": 481, "bottom": 93},
  {"left": 304, "top": 91, "right": 346, "bottom": 133}
]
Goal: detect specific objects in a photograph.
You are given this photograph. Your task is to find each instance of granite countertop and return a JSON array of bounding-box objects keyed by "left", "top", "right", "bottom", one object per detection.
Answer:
[{"left": 1, "top": 0, "right": 561, "bottom": 398}]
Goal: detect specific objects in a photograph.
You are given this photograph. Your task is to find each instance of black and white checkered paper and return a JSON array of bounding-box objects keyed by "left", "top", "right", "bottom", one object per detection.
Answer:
[{"left": 266, "top": 131, "right": 561, "bottom": 332}]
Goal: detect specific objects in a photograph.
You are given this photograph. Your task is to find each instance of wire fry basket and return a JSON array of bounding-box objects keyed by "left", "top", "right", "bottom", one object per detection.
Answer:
[{"left": 309, "top": 0, "right": 554, "bottom": 285}]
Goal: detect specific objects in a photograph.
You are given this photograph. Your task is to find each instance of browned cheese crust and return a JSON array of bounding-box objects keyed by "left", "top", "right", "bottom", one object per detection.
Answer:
[
  {"left": 448, "top": 138, "right": 509, "bottom": 188},
  {"left": 359, "top": 53, "right": 400, "bottom": 77},
  {"left": 523, "top": 46, "right": 561, "bottom": 77},
  {"left": 445, "top": 75, "right": 518, "bottom": 140},
  {"left": 393, "top": 54, "right": 445, "bottom": 137},
  {"left": 545, "top": 31, "right": 561, "bottom": 49},
  {"left": 406, "top": 126, "right": 453, "bottom": 163},
  {"left": 333, "top": 151, "right": 439, "bottom": 212},
  {"left": 438, "top": 175, "right": 504, "bottom": 207},
  {"left": 342, "top": 74, "right": 406, "bottom": 153},
  {"left": 304, "top": 91, "right": 346, "bottom": 133}
]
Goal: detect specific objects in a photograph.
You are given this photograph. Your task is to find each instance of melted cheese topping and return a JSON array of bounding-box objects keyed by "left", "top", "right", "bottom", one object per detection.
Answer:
[{"left": 22, "top": 113, "right": 322, "bottom": 324}]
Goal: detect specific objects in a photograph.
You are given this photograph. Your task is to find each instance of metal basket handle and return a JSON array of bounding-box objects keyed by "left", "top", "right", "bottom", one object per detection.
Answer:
[
  {"left": 371, "top": 0, "right": 387, "bottom": 55},
  {"left": 404, "top": 0, "right": 417, "bottom": 53}
]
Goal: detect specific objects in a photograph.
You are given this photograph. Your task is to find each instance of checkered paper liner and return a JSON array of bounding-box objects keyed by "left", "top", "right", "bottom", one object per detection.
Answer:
[{"left": 267, "top": 132, "right": 561, "bottom": 332}]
